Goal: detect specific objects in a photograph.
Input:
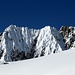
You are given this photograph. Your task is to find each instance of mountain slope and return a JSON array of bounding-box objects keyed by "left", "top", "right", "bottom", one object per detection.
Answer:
[
  {"left": 34, "top": 26, "right": 65, "bottom": 57},
  {"left": 0, "top": 49, "right": 75, "bottom": 75},
  {"left": 0, "top": 25, "right": 65, "bottom": 62}
]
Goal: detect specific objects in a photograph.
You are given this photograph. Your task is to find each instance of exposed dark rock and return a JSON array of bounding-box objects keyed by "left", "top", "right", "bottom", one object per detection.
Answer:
[
  {"left": 60, "top": 26, "right": 75, "bottom": 49},
  {"left": 4, "top": 62, "right": 9, "bottom": 64},
  {"left": 0, "top": 33, "right": 2, "bottom": 36},
  {"left": 10, "top": 50, "right": 25, "bottom": 61},
  {"left": 0, "top": 50, "right": 4, "bottom": 59}
]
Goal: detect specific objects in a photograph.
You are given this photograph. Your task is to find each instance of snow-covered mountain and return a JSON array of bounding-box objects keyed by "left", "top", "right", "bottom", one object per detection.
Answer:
[
  {"left": 0, "top": 25, "right": 65, "bottom": 62},
  {"left": 34, "top": 26, "right": 65, "bottom": 57},
  {"left": 0, "top": 25, "right": 75, "bottom": 75}
]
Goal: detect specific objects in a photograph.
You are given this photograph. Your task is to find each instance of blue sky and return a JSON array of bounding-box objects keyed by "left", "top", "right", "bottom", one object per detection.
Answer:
[{"left": 0, "top": 0, "right": 75, "bottom": 31}]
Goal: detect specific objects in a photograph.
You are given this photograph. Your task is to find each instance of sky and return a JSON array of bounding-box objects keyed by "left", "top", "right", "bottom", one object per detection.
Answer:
[{"left": 0, "top": 0, "right": 75, "bottom": 32}]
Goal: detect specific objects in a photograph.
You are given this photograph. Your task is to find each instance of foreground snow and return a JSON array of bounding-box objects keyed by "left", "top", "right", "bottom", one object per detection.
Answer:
[{"left": 0, "top": 49, "right": 75, "bottom": 75}]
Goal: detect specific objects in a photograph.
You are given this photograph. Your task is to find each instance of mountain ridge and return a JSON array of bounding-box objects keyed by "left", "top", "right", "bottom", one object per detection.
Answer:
[{"left": 0, "top": 25, "right": 75, "bottom": 62}]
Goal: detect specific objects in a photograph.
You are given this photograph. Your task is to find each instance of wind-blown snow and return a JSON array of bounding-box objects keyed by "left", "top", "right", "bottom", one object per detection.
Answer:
[
  {"left": 0, "top": 25, "right": 65, "bottom": 62},
  {"left": 0, "top": 49, "right": 75, "bottom": 75}
]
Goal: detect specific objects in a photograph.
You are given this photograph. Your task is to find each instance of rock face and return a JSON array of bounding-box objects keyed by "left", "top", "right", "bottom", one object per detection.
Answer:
[
  {"left": 60, "top": 26, "right": 75, "bottom": 49},
  {"left": 0, "top": 33, "right": 2, "bottom": 59},
  {"left": 0, "top": 25, "right": 65, "bottom": 62}
]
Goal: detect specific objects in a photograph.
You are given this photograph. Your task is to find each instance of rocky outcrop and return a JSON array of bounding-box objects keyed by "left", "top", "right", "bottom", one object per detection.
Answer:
[{"left": 60, "top": 26, "right": 75, "bottom": 49}]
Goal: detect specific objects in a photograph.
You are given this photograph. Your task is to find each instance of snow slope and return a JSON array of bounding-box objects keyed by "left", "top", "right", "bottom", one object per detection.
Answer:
[
  {"left": 0, "top": 48, "right": 75, "bottom": 75},
  {"left": 0, "top": 25, "right": 65, "bottom": 62}
]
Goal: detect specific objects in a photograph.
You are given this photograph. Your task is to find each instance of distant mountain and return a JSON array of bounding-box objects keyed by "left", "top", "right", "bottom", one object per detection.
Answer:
[{"left": 0, "top": 25, "right": 75, "bottom": 62}]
